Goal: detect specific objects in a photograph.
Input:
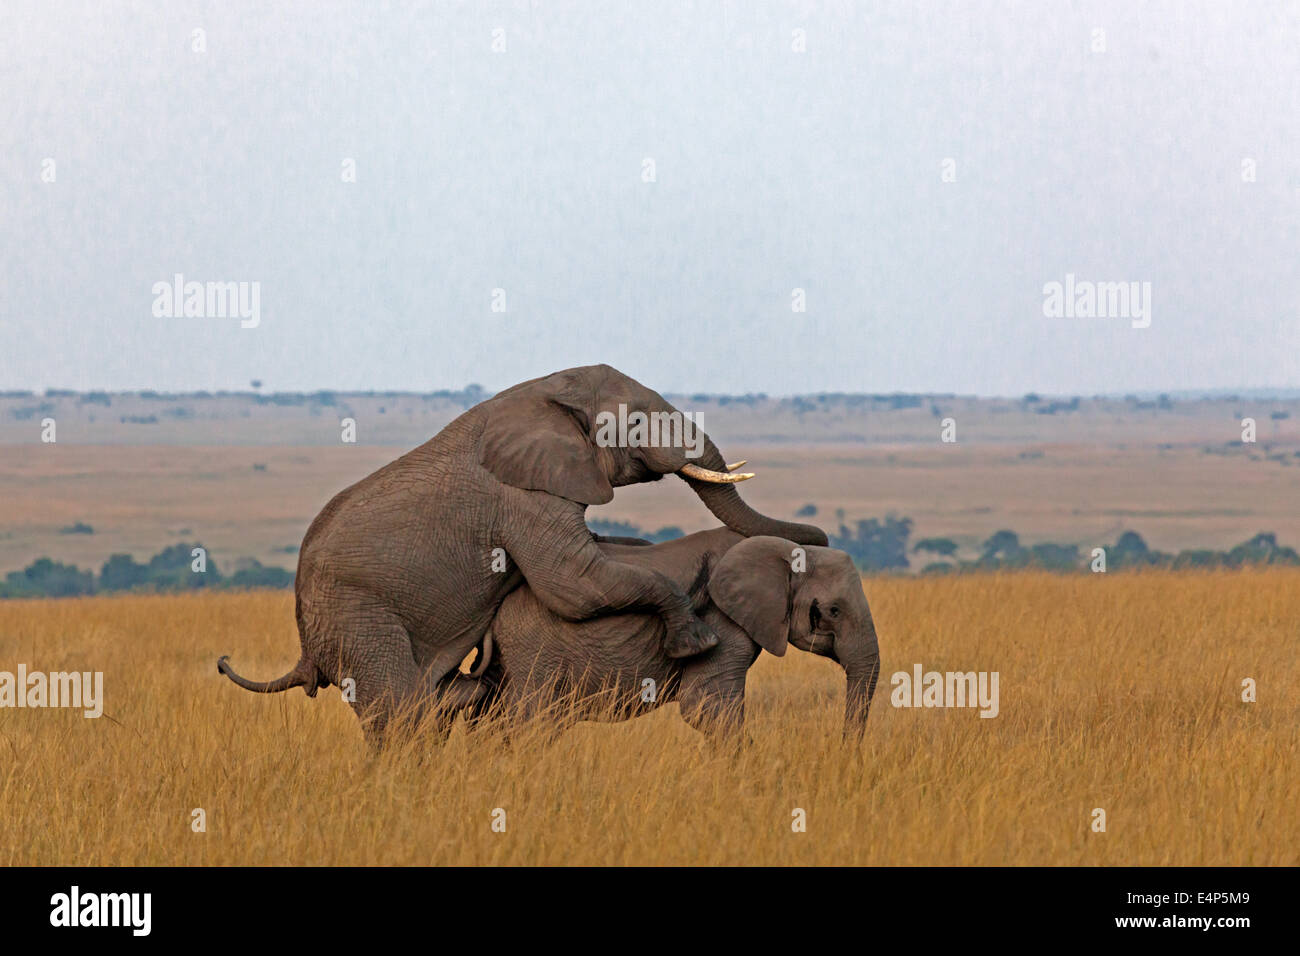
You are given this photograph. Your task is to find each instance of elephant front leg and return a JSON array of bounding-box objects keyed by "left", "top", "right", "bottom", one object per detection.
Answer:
[
  {"left": 680, "top": 686, "right": 745, "bottom": 741},
  {"left": 503, "top": 511, "right": 718, "bottom": 658},
  {"left": 679, "top": 656, "right": 752, "bottom": 741}
]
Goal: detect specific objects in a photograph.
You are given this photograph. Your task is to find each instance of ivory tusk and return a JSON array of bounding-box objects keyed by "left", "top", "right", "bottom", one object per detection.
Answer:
[
  {"left": 725, "top": 460, "right": 748, "bottom": 472},
  {"left": 467, "top": 630, "right": 493, "bottom": 679},
  {"left": 680, "top": 462, "right": 755, "bottom": 483}
]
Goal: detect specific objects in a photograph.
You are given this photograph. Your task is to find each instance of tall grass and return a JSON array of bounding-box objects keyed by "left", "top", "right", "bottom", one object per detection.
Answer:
[{"left": 0, "top": 570, "right": 1295, "bottom": 865}]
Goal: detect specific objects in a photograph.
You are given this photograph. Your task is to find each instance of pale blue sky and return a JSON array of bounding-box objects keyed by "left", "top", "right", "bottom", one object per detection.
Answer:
[{"left": 2, "top": 1, "right": 1297, "bottom": 396}]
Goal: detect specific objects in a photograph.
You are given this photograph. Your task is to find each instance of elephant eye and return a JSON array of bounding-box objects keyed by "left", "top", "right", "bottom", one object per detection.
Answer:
[{"left": 829, "top": 605, "right": 841, "bottom": 618}]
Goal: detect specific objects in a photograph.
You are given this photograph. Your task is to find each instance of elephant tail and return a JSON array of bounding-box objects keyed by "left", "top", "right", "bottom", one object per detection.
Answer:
[{"left": 217, "top": 654, "right": 322, "bottom": 698}]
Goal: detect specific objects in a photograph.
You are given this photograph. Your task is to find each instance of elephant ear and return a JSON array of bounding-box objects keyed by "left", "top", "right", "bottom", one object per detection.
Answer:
[
  {"left": 707, "top": 536, "right": 799, "bottom": 657},
  {"left": 478, "top": 370, "right": 614, "bottom": 506}
]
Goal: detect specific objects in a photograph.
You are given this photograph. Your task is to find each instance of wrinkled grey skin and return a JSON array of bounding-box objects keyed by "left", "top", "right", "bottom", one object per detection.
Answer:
[
  {"left": 217, "top": 365, "right": 826, "bottom": 746},
  {"left": 461, "top": 529, "right": 882, "bottom": 742}
]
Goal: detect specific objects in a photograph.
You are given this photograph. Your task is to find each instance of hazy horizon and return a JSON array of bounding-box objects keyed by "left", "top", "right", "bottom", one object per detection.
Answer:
[{"left": 8, "top": 383, "right": 1300, "bottom": 402}]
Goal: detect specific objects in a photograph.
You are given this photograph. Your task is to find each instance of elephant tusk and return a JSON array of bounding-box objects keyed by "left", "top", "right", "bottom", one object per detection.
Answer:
[
  {"left": 725, "top": 460, "right": 748, "bottom": 472},
  {"left": 680, "top": 462, "right": 755, "bottom": 483},
  {"left": 467, "top": 630, "right": 493, "bottom": 679}
]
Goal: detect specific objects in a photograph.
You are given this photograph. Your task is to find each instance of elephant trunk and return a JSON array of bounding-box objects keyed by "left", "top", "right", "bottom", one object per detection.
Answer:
[
  {"left": 680, "top": 435, "right": 828, "bottom": 546},
  {"left": 841, "top": 642, "right": 881, "bottom": 743}
]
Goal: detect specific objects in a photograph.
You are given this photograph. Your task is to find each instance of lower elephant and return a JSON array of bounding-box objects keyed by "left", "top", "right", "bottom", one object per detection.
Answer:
[{"left": 458, "top": 528, "right": 883, "bottom": 741}]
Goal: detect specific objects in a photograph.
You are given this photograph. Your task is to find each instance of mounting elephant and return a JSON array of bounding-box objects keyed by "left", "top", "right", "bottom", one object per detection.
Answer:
[
  {"left": 217, "top": 364, "right": 826, "bottom": 744},
  {"left": 456, "top": 529, "right": 883, "bottom": 742}
]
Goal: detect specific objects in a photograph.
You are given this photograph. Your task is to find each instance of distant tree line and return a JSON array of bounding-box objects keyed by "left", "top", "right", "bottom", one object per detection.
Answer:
[
  {"left": 809, "top": 511, "right": 1300, "bottom": 574},
  {"left": 587, "top": 519, "right": 686, "bottom": 544},
  {"left": 5, "top": 521, "right": 1298, "bottom": 599},
  {"left": 0, "top": 543, "right": 294, "bottom": 599},
  {"left": 914, "top": 529, "right": 1300, "bottom": 575}
]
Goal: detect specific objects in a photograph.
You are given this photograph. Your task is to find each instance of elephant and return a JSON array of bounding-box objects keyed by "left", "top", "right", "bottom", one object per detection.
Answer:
[
  {"left": 455, "top": 528, "right": 883, "bottom": 743},
  {"left": 217, "top": 364, "right": 826, "bottom": 745}
]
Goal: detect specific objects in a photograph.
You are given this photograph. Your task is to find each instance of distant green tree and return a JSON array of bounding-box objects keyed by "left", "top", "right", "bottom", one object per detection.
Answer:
[
  {"left": 795, "top": 503, "right": 818, "bottom": 518},
  {"left": 1226, "top": 532, "right": 1300, "bottom": 567},
  {"left": 587, "top": 518, "right": 645, "bottom": 540},
  {"left": 1112, "top": 531, "right": 1149, "bottom": 564},
  {"left": 225, "top": 561, "right": 295, "bottom": 589},
  {"left": 99, "top": 553, "right": 149, "bottom": 592},
  {"left": 3, "top": 558, "right": 94, "bottom": 597},
  {"left": 1108, "top": 531, "right": 1171, "bottom": 569},
  {"left": 145, "top": 543, "right": 221, "bottom": 589},
  {"left": 1028, "top": 542, "right": 1080, "bottom": 571},
  {"left": 980, "top": 530, "right": 1025, "bottom": 565},
  {"left": 914, "top": 537, "right": 959, "bottom": 558},
  {"left": 830, "top": 516, "right": 913, "bottom": 571},
  {"left": 586, "top": 520, "right": 683, "bottom": 544}
]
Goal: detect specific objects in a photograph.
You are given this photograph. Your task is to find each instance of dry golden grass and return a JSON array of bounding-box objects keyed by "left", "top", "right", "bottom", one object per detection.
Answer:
[{"left": 1, "top": 570, "right": 1296, "bottom": 865}]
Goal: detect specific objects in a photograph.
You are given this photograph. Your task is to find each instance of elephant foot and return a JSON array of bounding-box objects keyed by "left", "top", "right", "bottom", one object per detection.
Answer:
[{"left": 664, "top": 615, "right": 720, "bottom": 658}]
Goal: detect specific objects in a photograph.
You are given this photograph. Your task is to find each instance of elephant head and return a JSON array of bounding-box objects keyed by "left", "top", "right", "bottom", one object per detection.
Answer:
[
  {"left": 478, "top": 365, "right": 827, "bottom": 546},
  {"left": 708, "top": 535, "right": 881, "bottom": 741}
]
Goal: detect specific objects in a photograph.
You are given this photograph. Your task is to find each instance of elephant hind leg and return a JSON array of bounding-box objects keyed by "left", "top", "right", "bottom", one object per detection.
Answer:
[
  {"left": 460, "top": 681, "right": 504, "bottom": 738},
  {"left": 330, "top": 618, "right": 432, "bottom": 751}
]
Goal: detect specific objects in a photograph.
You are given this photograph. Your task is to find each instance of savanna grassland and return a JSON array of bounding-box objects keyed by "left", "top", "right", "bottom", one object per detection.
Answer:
[
  {"left": 4, "top": 389, "right": 1300, "bottom": 577},
  {"left": 1, "top": 570, "right": 1295, "bottom": 866}
]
